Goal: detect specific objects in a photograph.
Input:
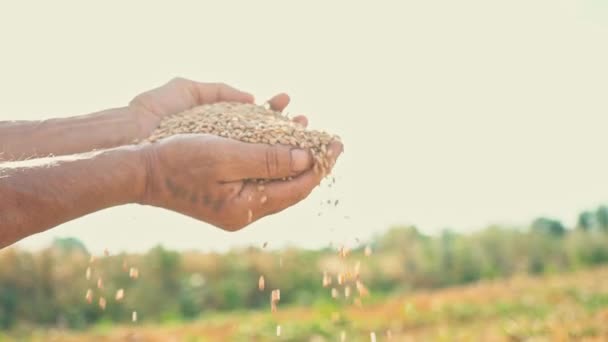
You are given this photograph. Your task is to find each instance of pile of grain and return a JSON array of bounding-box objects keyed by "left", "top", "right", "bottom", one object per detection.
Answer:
[{"left": 145, "top": 102, "right": 340, "bottom": 175}]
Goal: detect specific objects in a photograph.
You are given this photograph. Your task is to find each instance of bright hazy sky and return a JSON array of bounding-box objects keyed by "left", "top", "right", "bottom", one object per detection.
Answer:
[{"left": 1, "top": 1, "right": 607, "bottom": 253}]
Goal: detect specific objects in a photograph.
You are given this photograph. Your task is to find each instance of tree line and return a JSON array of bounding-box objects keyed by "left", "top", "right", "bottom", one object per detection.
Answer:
[{"left": 1, "top": 205, "right": 608, "bottom": 330}]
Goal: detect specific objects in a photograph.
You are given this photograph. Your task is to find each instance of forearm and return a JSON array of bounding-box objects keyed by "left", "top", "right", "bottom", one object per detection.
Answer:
[
  {"left": 0, "top": 107, "right": 144, "bottom": 161},
  {"left": 0, "top": 146, "right": 146, "bottom": 248}
]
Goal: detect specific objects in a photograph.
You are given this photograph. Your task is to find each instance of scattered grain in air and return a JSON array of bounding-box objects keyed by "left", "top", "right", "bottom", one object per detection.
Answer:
[
  {"left": 386, "top": 330, "right": 393, "bottom": 340},
  {"left": 370, "top": 332, "right": 377, "bottom": 342},
  {"left": 364, "top": 246, "right": 372, "bottom": 257},
  {"left": 331, "top": 288, "right": 339, "bottom": 299},
  {"left": 276, "top": 325, "right": 281, "bottom": 336},
  {"left": 258, "top": 276, "right": 265, "bottom": 291},
  {"left": 272, "top": 289, "right": 281, "bottom": 301},
  {"left": 97, "top": 277, "right": 103, "bottom": 289},
  {"left": 85, "top": 267, "right": 91, "bottom": 280},
  {"left": 322, "top": 272, "right": 331, "bottom": 288},
  {"left": 99, "top": 297, "right": 107, "bottom": 310},
  {"left": 132, "top": 311, "right": 138, "bottom": 322},
  {"left": 104, "top": 249, "right": 109, "bottom": 257},
  {"left": 344, "top": 286, "right": 351, "bottom": 298},
  {"left": 338, "top": 273, "right": 345, "bottom": 285},
  {"left": 129, "top": 267, "right": 139, "bottom": 279},
  {"left": 260, "top": 195, "right": 267, "bottom": 204},
  {"left": 334, "top": 199, "right": 339, "bottom": 206},
  {"left": 340, "top": 331, "right": 346, "bottom": 342},
  {"left": 115, "top": 289, "right": 124, "bottom": 301},
  {"left": 354, "top": 261, "right": 361, "bottom": 277},
  {"left": 247, "top": 209, "right": 253, "bottom": 223},
  {"left": 85, "top": 289, "right": 93, "bottom": 303},
  {"left": 262, "top": 241, "right": 268, "bottom": 248},
  {"left": 356, "top": 280, "right": 370, "bottom": 297},
  {"left": 339, "top": 246, "right": 349, "bottom": 258}
]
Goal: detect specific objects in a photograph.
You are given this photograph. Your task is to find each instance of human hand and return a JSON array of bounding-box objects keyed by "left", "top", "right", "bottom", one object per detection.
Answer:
[
  {"left": 129, "top": 77, "right": 303, "bottom": 137},
  {"left": 139, "top": 134, "right": 343, "bottom": 231}
]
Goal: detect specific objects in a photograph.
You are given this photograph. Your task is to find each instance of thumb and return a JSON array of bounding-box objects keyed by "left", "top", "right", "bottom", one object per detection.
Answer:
[{"left": 227, "top": 143, "right": 313, "bottom": 181}]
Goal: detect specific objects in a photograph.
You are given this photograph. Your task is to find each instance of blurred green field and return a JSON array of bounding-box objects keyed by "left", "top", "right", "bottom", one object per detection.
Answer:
[
  {"left": 3, "top": 266, "right": 608, "bottom": 341},
  {"left": 3, "top": 207, "right": 608, "bottom": 341}
]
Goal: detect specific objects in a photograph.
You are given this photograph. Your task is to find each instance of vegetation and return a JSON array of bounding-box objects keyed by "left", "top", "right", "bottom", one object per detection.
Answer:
[{"left": 1, "top": 205, "right": 608, "bottom": 340}]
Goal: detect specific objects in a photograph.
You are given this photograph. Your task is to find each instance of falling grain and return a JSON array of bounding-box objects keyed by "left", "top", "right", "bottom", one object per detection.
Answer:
[
  {"left": 85, "top": 289, "right": 93, "bottom": 304},
  {"left": 129, "top": 267, "right": 139, "bottom": 279},
  {"left": 331, "top": 288, "right": 339, "bottom": 299},
  {"left": 99, "top": 297, "right": 106, "bottom": 310},
  {"left": 272, "top": 289, "right": 281, "bottom": 302},
  {"left": 322, "top": 271, "right": 332, "bottom": 288},
  {"left": 85, "top": 267, "right": 91, "bottom": 280},
  {"left": 356, "top": 280, "right": 370, "bottom": 297},
  {"left": 338, "top": 273, "right": 345, "bottom": 285},
  {"left": 115, "top": 289, "right": 124, "bottom": 301},
  {"left": 97, "top": 277, "right": 103, "bottom": 289},
  {"left": 132, "top": 311, "right": 138, "bottom": 322},
  {"left": 258, "top": 276, "right": 265, "bottom": 291},
  {"left": 354, "top": 261, "right": 361, "bottom": 277},
  {"left": 370, "top": 332, "right": 377, "bottom": 342},
  {"left": 276, "top": 325, "right": 281, "bottom": 337}
]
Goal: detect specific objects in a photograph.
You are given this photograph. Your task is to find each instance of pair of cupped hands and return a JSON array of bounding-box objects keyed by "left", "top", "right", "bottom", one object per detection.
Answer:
[{"left": 128, "top": 78, "right": 343, "bottom": 231}]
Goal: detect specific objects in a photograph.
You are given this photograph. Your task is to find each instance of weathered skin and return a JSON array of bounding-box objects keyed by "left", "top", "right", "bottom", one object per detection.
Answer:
[{"left": 0, "top": 78, "right": 343, "bottom": 248}]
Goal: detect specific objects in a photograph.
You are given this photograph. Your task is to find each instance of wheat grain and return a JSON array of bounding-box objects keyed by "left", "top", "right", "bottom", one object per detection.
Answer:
[
  {"left": 85, "top": 289, "right": 93, "bottom": 304},
  {"left": 115, "top": 289, "right": 124, "bottom": 301},
  {"left": 142, "top": 102, "right": 340, "bottom": 180},
  {"left": 99, "top": 297, "right": 106, "bottom": 310}
]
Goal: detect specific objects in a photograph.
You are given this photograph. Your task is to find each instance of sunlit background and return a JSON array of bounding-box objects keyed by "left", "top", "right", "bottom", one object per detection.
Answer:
[
  {"left": 2, "top": 1, "right": 608, "bottom": 341},
  {"left": 0, "top": 1, "right": 607, "bottom": 254}
]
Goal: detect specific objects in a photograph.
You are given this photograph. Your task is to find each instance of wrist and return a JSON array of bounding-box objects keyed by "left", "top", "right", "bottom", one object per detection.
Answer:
[
  {"left": 99, "top": 144, "right": 150, "bottom": 206},
  {"left": 128, "top": 103, "right": 161, "bottom": 142},
  {"left": 135, "top": 143, "right": 159, "bottom": 206}
]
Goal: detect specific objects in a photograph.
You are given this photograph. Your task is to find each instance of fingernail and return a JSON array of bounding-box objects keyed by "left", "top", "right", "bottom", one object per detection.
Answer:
[{"left": 290, "top": 149, "right": 311, "bottom": 172}]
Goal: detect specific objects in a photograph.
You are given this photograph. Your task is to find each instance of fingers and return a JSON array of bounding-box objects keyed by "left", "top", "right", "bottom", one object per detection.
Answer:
[
  {"left": 292, "top": 115, "right": 308, "bottom": 127},
  {"left": 192, "top": 81, "right": 254, "bottom": 104},
  {"left": 237, "top": 141, "right": 343, "bottom": 220},
  {"left": 267, "top": 93, "right": 290, "bottom": 112},
  {"left": 222, "top": 141, "right": 314, "bottom": 181}
]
